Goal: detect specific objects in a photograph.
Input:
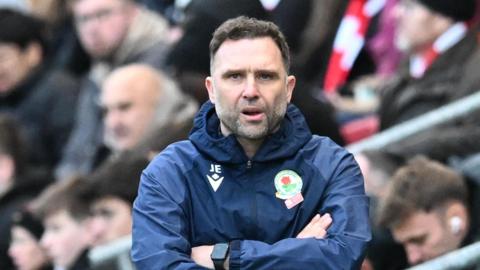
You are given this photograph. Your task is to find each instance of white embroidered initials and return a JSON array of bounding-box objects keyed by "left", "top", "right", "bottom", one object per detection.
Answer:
[{"left": 207, "top": 164, "right": 224, "bottom": 192}]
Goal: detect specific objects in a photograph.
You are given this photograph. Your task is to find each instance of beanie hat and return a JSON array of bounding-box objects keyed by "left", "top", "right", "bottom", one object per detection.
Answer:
[
  {"left": 417, "top": 0, "right": 476, "bottom": 21},
  {"left": 11, "top": 209, "right": 44, "bottom": 240}
]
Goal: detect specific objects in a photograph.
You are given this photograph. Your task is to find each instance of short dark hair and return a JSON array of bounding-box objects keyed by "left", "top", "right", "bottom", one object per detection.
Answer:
[
  {"left": 85, "top": 152, "right": 149, "bottom": 205},
  {"left": 378, "top": 156, "right": 467, "bottom": 228},
  {"left": 33, "top": 176, "right": 92, "bottom": 222},
  {"left": 0, "top": 9, "right": 47, "bottom": 54},
  {"left": 209, "top": 16, "right": 291, "bottom": 72}
]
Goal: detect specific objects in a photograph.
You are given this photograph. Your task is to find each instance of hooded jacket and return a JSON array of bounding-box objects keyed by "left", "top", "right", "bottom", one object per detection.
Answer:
[{"left": 132, "top": 102, "right": 371, "bottom": 269}]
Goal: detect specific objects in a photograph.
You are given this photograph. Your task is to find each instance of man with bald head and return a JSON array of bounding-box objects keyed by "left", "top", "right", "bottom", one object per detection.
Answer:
[
  {"left": 101, "top": 65, "right": 163, "bottom": 152},
  {"left": 59, "top": 64, "right": 196, "bottom": 177},
  {"left": 98, "top": 64, "right": 197, "bottom": 161}
]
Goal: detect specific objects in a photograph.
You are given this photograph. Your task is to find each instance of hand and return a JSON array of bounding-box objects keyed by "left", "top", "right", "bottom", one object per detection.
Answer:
[
  {"left": 191, "top": 245, "right": 214, "bottom": 269},
  {"left": 296, "top": 213, "right": 332, "bottom": 239}
]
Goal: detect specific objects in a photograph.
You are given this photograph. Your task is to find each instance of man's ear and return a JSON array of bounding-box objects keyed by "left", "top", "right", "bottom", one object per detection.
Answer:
[
  {"left": 205, "top": 77, "right": 215, "bottom": 104},
  {"left": 444, "top": 201, "right": 469, "bottom": 237},
  {"left": 286, "top": 75, "right": 296, "bottom": 102},
  {"left": 24, "top": 42, "right": 43, "bottom": 68}
]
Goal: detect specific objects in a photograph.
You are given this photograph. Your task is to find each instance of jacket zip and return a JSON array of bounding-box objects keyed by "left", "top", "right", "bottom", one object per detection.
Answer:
[{"left": 246, "top": 159, "right": 258, "bottom": 238}]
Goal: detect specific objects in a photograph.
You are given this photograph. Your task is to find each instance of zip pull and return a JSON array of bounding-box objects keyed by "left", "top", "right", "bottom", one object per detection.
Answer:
[{"left": 246, "top": 160, "right": 252, "bottom": 169}]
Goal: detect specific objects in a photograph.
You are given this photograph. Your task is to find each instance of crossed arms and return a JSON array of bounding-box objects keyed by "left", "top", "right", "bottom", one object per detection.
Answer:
[{"left": 191, "top": 213, "right": 333, "bottom": 269}]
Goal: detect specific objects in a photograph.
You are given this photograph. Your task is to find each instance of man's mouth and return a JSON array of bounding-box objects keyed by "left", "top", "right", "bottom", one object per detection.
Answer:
[{"left": 241, "top": 107, "right": 265, "bottom": 121}]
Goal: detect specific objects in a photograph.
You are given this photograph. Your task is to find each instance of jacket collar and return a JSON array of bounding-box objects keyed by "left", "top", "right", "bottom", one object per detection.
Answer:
[{"left": 189, "top": 101, "right": 312, "bottom": 164}]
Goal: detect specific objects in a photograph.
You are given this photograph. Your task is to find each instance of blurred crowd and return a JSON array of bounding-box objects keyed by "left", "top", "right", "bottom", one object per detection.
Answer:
[{"left": 1, "top": 0, "right": 480, "bottom": 269}]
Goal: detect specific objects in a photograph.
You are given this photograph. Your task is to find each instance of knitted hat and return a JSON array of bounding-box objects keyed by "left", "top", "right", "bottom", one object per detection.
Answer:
[
  {"left": 11, "top": 209, "right": 44, "bottom": 240},
  {"left": 417, "top": 0, "right": 476, "bottom": 21}
]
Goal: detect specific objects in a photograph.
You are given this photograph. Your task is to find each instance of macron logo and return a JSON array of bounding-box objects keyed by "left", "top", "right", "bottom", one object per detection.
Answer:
[{"left": 207, "top": 164, "right": 224, "bottom": 192}]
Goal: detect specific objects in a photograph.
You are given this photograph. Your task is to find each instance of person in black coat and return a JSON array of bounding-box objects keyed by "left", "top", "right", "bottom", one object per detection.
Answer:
[{"left": 0, "top": 9, "right": 79, "bottom": 169}]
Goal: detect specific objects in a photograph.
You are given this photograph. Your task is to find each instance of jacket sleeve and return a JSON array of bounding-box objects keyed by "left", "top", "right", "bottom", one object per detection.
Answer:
[
  {"left": 228, "top": 149, "right": 371, "bottom": 270},
  {"left": 131, "top": 158, "right": 207, "bottom": 270}
]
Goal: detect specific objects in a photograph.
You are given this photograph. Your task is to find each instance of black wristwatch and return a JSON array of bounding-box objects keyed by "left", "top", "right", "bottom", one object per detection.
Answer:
[{"left": 210, "top": 243, "right": 229, "bottom": 270}]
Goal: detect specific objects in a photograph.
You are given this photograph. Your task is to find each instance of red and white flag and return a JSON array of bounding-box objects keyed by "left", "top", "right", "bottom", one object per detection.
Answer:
[{"left": 324, "top": 0, "right": 385, "bottom": 93}]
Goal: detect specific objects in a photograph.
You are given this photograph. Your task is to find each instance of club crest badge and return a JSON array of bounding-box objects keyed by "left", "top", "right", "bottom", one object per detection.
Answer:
[{"left": 274, "top": 170, "right": 303, "bottom": 200}]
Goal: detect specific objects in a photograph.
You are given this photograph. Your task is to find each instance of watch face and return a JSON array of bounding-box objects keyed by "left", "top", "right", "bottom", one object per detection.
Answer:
[{"left": 211, "top": 243, "right": 229, "bottom": 260}]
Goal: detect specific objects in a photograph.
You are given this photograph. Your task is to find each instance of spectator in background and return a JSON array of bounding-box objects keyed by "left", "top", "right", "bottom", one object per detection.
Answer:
[
  {"left": 377, "top": 0, "right": 480, "bottom": 129},
  {"left": 27, "top": 0, "right": 91, "bottom": 76},
  {"left": 0, "top": 114, "right": 52, "bottom": 270},
  {"left": 60, "top": 64, "right": 196, "bottom": 176},
  {"left": 378, "top": 157, "right": 475, "bottom": 266},
  {"left": 8, "top": 208, "right": 52, "bottom": 270},
  {"left": 356, "top": 150, "right": 409, "bottom": 270},
  {"left": 368, "top": 0, "right": 480, "bottom": 164},
  {"left": 33, "top": 177, "right": 94, "bottom": 270},
  {"left": 0, "top": 9, "right": 79, "bottom": 169},
  {"left": 99, "top": 64, "right": 196, "bottom": 162},
  {"left": 84, "top": 153, "right": 149, "bottom": 247},
  {"left": 56, "top": 0, "right": 173, "bottom": 180}
]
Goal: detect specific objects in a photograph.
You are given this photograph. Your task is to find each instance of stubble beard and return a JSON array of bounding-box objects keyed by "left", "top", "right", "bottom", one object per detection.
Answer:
[{"left": 216, "top": 101, "right": 287, "bottom": 140}]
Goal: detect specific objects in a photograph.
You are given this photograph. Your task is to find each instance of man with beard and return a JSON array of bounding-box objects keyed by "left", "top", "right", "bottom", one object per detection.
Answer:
[{"left": 132, "top": 16, "right": 370, "bottom": 269}]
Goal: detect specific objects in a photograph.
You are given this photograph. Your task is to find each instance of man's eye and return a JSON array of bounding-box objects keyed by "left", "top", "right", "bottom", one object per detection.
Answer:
[
  {"left": 409, "top": 236, "right": 426, "bottom": 245},
  {"left": 229, "top": 73, "right": 242, "bottom": 80},
  {"left": 93, "top": 209, "right": 114, "bottom": 218},
  {"left": 258, "top": 73, "right": 272, "bottom": 80},
  {"left": 257, "top": 72, "right": 277, "bottom": 81}
]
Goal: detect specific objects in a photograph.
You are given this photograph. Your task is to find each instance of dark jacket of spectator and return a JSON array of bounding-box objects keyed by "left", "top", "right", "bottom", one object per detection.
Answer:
[
  {"left": 378, "top": 31, "right": 480, "bottom": 129},
  {"left": 0, "top": 66, "right": 79, "bottom": 168}
]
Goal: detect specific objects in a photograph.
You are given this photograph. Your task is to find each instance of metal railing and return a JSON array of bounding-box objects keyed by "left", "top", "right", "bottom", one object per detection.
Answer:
[
  {"left": 407, "top": 242, "right": 480, "bottom": 270},
  {"left": 347, "top": 91, "right": 480, "bottom": 154},
  {"left": 89, "top": 235, "right": 135, "bottom": 270}
]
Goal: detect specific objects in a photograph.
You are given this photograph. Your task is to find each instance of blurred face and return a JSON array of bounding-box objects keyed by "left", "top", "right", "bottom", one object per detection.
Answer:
[
  {"left": 90, "top": 197, "right": 132, "bottom": 246},
  {"left": 392, "top": 211, "right": 461, "bottom": 265},
  {"left": 100, "top": 74, "right": 159, "bottom": 151},
  {"left": 73, "top": 0, "right": 135, "bottom": 58},
  {"left": 0, "top": 43, "right": 38, "bottom": 94},
  {"left": 394, "top": 0, "right": 444, "bottom": 53},
  {"left": 205, "top": 37, "right": 295, "bottom": 142},
  {"left": 40, "top": 210, "right": 90, "bottom": 268},
  {"left": 8, "top": 226, "right": 50, "bottom": 270}
]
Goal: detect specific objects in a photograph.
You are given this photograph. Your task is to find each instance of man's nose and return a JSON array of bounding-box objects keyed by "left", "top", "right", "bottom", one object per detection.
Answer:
[
  {"left": 406, "top": 245, "right": 424, "bottom": 265},
  {"left": 242, "top": 75, "right": 259, "bottom": 99}
]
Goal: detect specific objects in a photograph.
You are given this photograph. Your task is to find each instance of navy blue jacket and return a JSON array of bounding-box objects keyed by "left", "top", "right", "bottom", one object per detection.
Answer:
[{"left": 132, "top": 102, "right": 371, "bottom": 269}]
